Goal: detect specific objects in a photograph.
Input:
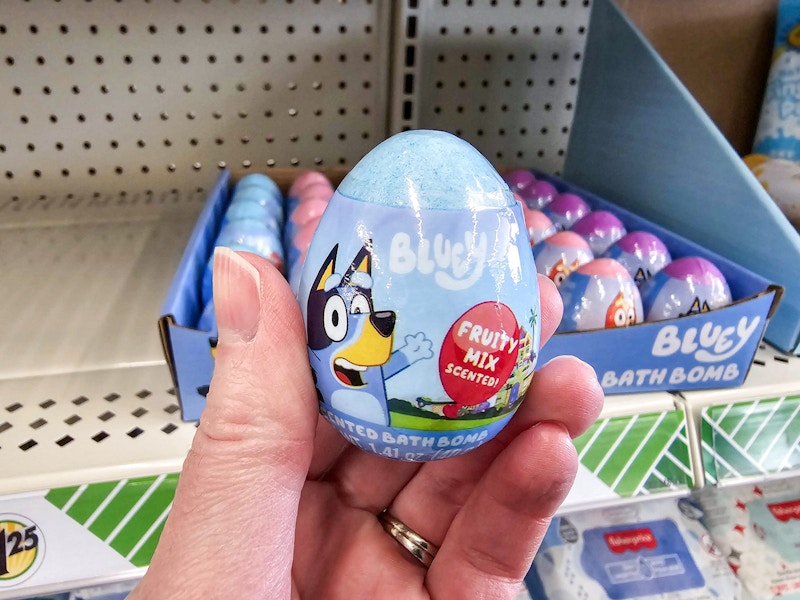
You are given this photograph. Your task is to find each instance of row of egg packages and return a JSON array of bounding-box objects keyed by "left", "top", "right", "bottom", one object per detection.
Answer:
[
  {"left": 196, "top": 170, "right": 333, "bottom": 331},
  {"left": 195, "top": 168, "right": 734, "bottom": 334},
  {"left": 504, "top": 169, "right": 734, "bottom": 333}
]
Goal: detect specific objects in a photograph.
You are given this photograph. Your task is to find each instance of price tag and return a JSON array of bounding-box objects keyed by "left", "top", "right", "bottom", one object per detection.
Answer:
[{"left": 0, "top": 514, "right": 44, "bottom": 588}]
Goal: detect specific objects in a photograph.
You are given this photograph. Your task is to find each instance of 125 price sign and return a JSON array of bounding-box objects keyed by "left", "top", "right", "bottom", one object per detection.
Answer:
[{"left": 0, "top": 515, "right": 44, "bottom": 587}]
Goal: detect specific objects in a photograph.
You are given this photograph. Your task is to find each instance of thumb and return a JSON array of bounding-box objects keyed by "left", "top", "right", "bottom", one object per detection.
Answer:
[{"left": 132, "top": 248, "right": 318, "bottom": 600}]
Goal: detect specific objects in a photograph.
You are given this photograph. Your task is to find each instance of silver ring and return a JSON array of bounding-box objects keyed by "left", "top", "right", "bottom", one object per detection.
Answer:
[{"left": 378, "top": 510, "right": 439, "bottom": 567}]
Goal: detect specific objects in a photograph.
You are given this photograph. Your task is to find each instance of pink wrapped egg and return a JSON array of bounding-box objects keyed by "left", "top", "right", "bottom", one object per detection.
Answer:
[
  {"left": 515, "top": 193, "right": 557, "bottom": 245},
  {"left": 532, "top": 231, "right": 594, "bottom": 287},
  {"left": 289, "top": 170, "right": 333, "bottom": 198},
  {"left": 558, "top": 258, "right": 643, "bottom": 332}
]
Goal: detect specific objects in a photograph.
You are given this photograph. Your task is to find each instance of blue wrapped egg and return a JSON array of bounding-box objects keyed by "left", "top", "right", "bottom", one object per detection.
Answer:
[
  {"left": 234, "top": 173, "right": 282, "bottom": 200},
  {"left": 216, "top": 219, "right": 284, "bottom": 271},
  {"left": 229, "top": 186, "right": 285, "bottom": 227},
  {"left": 297, "top": 130, "right": 540, "bottom": 461}
]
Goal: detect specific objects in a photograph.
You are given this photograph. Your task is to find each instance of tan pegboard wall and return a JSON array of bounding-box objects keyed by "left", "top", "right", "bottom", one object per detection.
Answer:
[
  {"left": 393, "top": 0, "right": 591, "bottom": 175},
  {"left": 1, "top": 0, "right": 592, "bottom": 209},
  {"left": 0, "top": 0, "right": 392, "bottom": 205}
]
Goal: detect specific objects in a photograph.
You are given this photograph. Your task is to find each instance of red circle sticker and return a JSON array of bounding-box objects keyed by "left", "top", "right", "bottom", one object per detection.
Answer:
[{"left": 439, "top": 302, "right": 521, "bottom": 410}]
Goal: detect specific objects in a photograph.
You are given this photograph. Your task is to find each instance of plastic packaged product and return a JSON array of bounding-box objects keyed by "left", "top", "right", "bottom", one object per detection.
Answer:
[
  {"left": 504, "top": 169, "right": 538, "bottom": 195},
  {"left": 753, "top": 0, "right": 800, "bottom": 160},
  {"left": 297, "top": 130, "right": 540, "bottom": 461},
  {"left": 215, "top": 219, "right": 284, "bottom": 270},
  {"left": 639, "top": 256, "right": 731, "bottom": 322},
  {"left": 571, "top": 210, "right": 627, "bottom": 256},
  {"left": 602, "top": 231, "right": 672, "bottom": 286},
  {"left": 222, "top": 200, "right": 282, "bottom": 234},
  {"left": 557, "top": 258, "right": 643, "bottom": 332},
  {"left": 744, "top": 154, "right": 800, "bottom": 227},
  {"left": 543, "top": 192, "right": 591, "bottom": 231},
  {"left": 526, "top": 495, "right": 745, "bottom": 599},
  {"left": 519, "top": 205, "right": 558, "bottom": 246},
  {"left": 286, "top": 172, "right": 333, "bottom": 219},
  {"left": 522, "top": 179, "right": 558, "bottom": 210},
  {"left": 229, "top": 186, "right": 284, "bottom": 226},
  {"left": 694, "top": 477, "right": 800, "bottom": 599},
  {"left": 233, "top": 172, "right": 283, "bottom": 200},
  {"left": 532, "top": 231, "right": 594, "bottom": 287}
]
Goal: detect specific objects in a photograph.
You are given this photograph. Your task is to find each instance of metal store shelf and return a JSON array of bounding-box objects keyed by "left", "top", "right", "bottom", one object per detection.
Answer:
[{"left": 0, "top": 208, "right": 202, "bottom": 497}]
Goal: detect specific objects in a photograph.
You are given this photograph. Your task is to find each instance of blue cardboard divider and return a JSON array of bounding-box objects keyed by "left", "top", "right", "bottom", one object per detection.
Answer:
[
  {"left": 159, "top": 171, "right": 231, "bottom": 421},
  {"left": 564, "top": 0, "right": 800, "bottom": 354}
]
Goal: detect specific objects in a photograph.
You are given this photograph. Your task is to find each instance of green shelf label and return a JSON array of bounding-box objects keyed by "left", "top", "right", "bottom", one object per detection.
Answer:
[
  {"left": 575, "top": 410, "right": 692, "bottom": 496},
  {"left": 45, "top": 473, "right": 179, "bottom": 568},
  {"left": 702, "top": 394, "right": 800, "bottom": 483}
]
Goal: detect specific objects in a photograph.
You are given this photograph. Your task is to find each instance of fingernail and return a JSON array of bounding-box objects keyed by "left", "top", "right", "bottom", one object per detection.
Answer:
[{"left": 213, "top": 247, "right": 261, "bottom": 344}]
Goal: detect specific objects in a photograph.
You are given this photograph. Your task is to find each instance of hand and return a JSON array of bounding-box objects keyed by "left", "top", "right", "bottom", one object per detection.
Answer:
[
  {"left": 130, "top": 248, "right": 603, "bottom": 600},
  {"left": 401, "top": 332, "right": 434, "bottom": 362}
]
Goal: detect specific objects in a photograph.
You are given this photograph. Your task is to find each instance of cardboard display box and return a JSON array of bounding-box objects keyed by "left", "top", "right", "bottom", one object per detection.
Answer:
[
  {"left": 160, "top": 165, "right": 779, "bottom": 420},
  {"left": 535, "top": 171, "right": 781, "bottom": 395}
]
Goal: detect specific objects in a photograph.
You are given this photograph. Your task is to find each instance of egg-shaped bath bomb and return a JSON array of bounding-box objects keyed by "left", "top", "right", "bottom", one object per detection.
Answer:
[
  {"left": 298, "top": 130, "right": 541, "bottom": 461},
  {"left": 571, "top": 210, "right": 627, "bottom": 256},
  {"left": 602, "top": 231, "right": 672, "bottom": 286},
  {"left": 543, "top": 193, "right": 591, "bottom": 231},
  {"left": 533, "top": 231, "right": 594, "bottom": 287},
  {"left": 558, "top": 258, "right": 643, "bottom": 332},
  {"left": 640, "top": 256, "right": 732, "bottom": 322}
]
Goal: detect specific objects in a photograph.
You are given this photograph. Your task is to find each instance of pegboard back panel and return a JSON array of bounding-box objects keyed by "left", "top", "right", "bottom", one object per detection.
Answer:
[
  {"left": 0, "top": 0, "right": 390, "bottom": 205},
  {"left": 393, "top": 0, "right": 590, "bottom": 175}
]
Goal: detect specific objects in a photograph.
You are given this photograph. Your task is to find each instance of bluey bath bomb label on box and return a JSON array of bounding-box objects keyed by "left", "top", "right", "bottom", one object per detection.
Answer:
[{"left": 298, "top": 130, "right": 540, "bottom": 461}]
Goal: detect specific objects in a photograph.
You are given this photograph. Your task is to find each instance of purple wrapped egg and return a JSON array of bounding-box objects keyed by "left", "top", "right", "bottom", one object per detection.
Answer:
[
  {"left": 602, "top": 231, "right": 672, "bottom": 286},
  {"left": 640, "top": 256, "right": 732, "bottom": 322},
  {"left": 558, "top": 258, "right": 643, "bottom": 332},
  {"left": 522, "top": 180, "right": 558, "bottom": 210},
  {"left": 543, "top": 193, "right": 591, "bottom": 231},
  {"left": 504, "top": 169, "right": 537, "bottom": 195},
  {"left": 571, "top": 210, "right": 627, "bottom": 256},
  {"left": 532, "top": 231, "right": 594, "bottom": 287}
]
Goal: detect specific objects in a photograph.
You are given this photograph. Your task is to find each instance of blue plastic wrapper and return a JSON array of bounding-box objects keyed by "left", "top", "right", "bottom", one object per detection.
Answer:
[{"left": 297, "top": 130, "right": 540, "bottom": 461}]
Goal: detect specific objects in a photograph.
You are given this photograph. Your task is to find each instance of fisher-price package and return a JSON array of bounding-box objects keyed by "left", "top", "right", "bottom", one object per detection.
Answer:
[
  {"left": 695, "top": 476, "right": 800, "bottom": 599},
  {"left": 526, "top": 495, "right": 745, "bottom": 599}
]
